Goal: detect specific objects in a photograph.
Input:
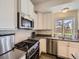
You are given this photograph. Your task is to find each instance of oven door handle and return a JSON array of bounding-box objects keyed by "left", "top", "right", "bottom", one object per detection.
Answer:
[{"left": 29, "top": 48, "right": 39, "bottom": 59}]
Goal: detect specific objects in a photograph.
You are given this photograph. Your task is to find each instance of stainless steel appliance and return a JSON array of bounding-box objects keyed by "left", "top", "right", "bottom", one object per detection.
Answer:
[
  {"left": 0, "top": 34, "right": 15, "bottom": 59},
  {"left": 46, "top": 39, "right": 57, "bottom": 55},
  {"left": 27, "top": 41, "right": 39, "bottom": 59},
  {"left": 17, "top": 12, "right": 34, "bottom": 29},
  {"left": 15, "top": 39, "right": 39, "bottom": 59}
]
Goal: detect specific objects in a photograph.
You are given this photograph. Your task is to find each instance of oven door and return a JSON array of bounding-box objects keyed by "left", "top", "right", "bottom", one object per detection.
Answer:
[
  {"left": 31, "top": 53, "right": 39, "bottom": 59},
  {"left": 28, "top": 48, "right": 39, "bottom": 59}
]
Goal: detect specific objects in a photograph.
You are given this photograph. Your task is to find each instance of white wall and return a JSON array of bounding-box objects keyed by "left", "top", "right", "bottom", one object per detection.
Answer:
[{"left": 51, "top": 2, "right": 79, "bottom": 13}]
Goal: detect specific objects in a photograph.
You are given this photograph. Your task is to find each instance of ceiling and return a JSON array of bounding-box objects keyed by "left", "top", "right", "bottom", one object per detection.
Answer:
[
  {"left": 31, "top": 0, "right": 79, "bottom": 12},
  {"left": 31, "top": 0, "right": 51, "bottom": 5},
  {"left": 50, "top": 2, "right": 79, "bottom": 13},
  {"left": 32, "top": 0, "right": 73, "bottom": 5}
]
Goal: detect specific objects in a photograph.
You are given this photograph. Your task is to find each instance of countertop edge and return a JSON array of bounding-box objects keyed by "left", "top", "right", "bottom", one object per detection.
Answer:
[{"left": 34, "top": 36, "right": 79, "bottom": 42}]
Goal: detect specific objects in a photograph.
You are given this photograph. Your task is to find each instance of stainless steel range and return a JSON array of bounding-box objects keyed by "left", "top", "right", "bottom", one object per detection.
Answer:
[{"left": 15, "top": 39, "right": 39, "bottom": 59}]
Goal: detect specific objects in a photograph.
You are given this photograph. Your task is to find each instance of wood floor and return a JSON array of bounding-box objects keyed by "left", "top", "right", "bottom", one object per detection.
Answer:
[
  {"left": 40, "top": 53, "right": 57, "bottom": 59},
  {"left": 40, "top": 53, "right": 68, "bottom": 59}
]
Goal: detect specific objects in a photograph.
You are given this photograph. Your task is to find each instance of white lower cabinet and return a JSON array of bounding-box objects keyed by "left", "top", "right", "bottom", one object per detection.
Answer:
[
  {"left": 57, "top": 41, "right": 69, "bottom": 58},
  {"left": 69, "top": 42, "right": 79, "bottom": 59},
  {"left": 39, "top": 39, "right": 46, "bottom": 54},
  {"left": 57, "top": 41, "right": 79, "bottom": 59}
]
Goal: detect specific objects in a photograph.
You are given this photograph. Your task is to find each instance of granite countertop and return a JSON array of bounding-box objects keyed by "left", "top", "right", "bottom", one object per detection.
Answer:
[
  {"left": 14, "top": 49, "right": 26, "bottom": 59},
  {"left": 50, "top": 38, "right": 79, "bottom": 42},
  {"left": 32, "top": 35, "right": 79, "bottom": 42}
]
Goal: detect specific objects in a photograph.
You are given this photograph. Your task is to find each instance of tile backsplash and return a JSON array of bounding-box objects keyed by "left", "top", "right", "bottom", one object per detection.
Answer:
[
  {"left": 0, "top": 30, "right": 33, "bottom": 44},
  {"left": 15, "top": 30, "right": 32, "bottom": 44}
]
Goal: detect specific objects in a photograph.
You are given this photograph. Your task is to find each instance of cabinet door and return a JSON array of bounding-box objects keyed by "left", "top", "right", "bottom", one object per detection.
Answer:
[
  {"left": 33, "top": 13, "right": 38, "bottom": 29},
  {"left": 21, "top": 0, "right": 28, "bottom": 15},
  {"left": 39, "top": 39, "right": 46, "bottom": 54},
  {"left": 34, "top": 13, "right": 52, "bottom": 30},
  {"left": 28, "top": 0, "right": 34, "bottom": 20},
  {"left": 44, "top": 13, "right": 52, "bottom": 30},
  {"left": 37, "top": 13, "right": 43, "bottom": 29},
  {"left": 46, "top": 14, "right": 52, "bottom": 30},
  {"left": 0, "top": 0, "right": 17, "bottom": 30},
  {"left": 57, "top": 41, "right": 69, "bottom": 58},
  {"left": 43, "top": 13, "right": 52, "bottom": 30},
  {"left": 34, "top": 13, "right": 43, "bottom": 30},
  {"left": 43, "top": 14, "right": 47, "bottom": 29},
  {"left": 69, "top": 42, "right": 79, "bottom": 59},
  {"left": 21, "top": 0, "right": 34, "bottom": 20}
]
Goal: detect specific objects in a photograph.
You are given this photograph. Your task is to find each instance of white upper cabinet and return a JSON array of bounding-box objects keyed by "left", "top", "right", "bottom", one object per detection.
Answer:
[
  {"left": 21, "top": 0, "right": 28, "bottom": 15},
  {"left": 34, "top": 13, "right": 52, "bottom": 30},
  {"left": 20, "top": 0, "right": 34, "bottom": 20},
  {"left": 43, "top": 13, "right": 52, "bottom": 30},
  {"left": 36, "top": 13, "right": 44, "bottom": 30},
  {"left": 0, "top": 0, "right": 17, "bottom": 30},
  {"left": 33, "top": 13, "right": 38, "bottom": 29},
  {"left": 33, "top": 13, "right": 43, "bottom": 30},
  {"left": 28, "top": 0, "right": 34, "bottom": 18}
]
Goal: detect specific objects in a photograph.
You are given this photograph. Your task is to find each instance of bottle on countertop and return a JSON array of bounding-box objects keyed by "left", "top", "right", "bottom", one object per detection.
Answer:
[{"left": 31, "top": 32, "right": 36, "bottom": 38}]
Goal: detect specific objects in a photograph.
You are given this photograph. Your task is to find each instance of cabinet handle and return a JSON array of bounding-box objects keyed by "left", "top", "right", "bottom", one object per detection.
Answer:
[{"left": 71, "top": 54, "right": 76, "bottom": 59}]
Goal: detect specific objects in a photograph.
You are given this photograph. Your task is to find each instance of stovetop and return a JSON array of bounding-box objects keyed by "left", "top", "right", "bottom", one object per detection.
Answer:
[{"left": 15, "top": 39, "right": 38, "bottom": 52}]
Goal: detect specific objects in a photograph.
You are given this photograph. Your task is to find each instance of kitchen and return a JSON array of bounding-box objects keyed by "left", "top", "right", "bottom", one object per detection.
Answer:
[{"left": 0, "top": 0, "right": 79, "bottom": 59}]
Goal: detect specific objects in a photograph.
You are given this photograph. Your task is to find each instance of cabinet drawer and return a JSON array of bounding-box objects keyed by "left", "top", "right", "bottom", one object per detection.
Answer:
[
  {"left": 39, "top": 39, "right": 46, "bottom": 53},
  {"left": 57, "top": 41, "right": 69, "bottom": 46},
  {"left": 69, "top": 42, "right": 79, "bottom": 46}
]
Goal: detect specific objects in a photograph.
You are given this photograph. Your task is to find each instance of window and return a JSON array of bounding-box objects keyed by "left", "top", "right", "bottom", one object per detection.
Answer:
[{"left": 54, "top": 17, "right": 75, "bottom": 39}]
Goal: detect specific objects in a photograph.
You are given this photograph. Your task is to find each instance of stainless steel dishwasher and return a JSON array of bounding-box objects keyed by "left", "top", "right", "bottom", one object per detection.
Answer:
[{"left": 46, "top": 39, "right": 57, "bottom": 55}]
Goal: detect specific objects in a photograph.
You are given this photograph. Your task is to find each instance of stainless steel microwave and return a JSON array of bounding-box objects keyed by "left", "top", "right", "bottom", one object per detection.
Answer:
[{"left": 17, "top": 13, "right": 34, "bottom": 29}]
